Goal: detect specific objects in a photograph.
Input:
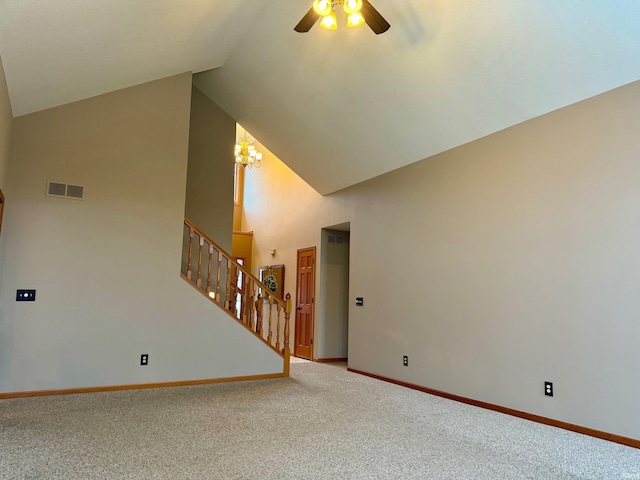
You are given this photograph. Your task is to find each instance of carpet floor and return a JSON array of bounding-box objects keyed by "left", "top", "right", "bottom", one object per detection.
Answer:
[{"left": 1, "top": 362, "right": 639, "bottom": 479}]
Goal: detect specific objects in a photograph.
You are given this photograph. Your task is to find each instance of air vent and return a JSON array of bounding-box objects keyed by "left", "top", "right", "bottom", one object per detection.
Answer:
[
  {"left": 46, "top": 181, "right": 85, "bottom": 200},
  {"left": 66, "top": 185, "right": 84, "bottom": 199},
  {"left": 328, "top": 235, "right": 344, "bottom": 244},
  {"left": 47, "top": 182, "right": 66, "bottom": 197}
]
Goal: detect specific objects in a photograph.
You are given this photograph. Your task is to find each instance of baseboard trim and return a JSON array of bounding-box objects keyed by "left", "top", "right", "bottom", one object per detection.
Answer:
[
  {"left": 348, "top": 368, "right": 640, "bottom": 450},
  {"left": 316, "top": 357, "right": 348, "bottom": 363},
  {"left": 0, "top": 372, "right": 288, "bottom": 400}
]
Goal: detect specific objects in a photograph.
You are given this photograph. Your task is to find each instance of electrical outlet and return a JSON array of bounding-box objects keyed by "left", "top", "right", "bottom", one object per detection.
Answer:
[
  {"left": 403, "top": 355, "right": 408, "bottom": 366},
  {"left": 140, "top": 354, "right": 149, "bottom": 366},
  {"left": 544, "top": 381, "right": 553, "bottom": 397}
]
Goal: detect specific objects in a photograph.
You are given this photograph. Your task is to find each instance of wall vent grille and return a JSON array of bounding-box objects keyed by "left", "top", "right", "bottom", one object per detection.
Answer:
[
  {"left": 46, "top": 181, "right": 85, "bottom": 200},
  {"left": 328, "top": 235, "right": 344, "bottom": 244}
]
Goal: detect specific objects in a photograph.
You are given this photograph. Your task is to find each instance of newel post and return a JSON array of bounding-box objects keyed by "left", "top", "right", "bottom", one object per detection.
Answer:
[{"left": 283, "top": 292, "right": 292, "bottom": 376}]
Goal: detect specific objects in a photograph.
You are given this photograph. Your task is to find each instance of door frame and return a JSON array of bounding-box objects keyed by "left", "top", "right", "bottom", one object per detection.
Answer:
[{"left": 0, "top": 189, "right": 4, "bottom": 238}]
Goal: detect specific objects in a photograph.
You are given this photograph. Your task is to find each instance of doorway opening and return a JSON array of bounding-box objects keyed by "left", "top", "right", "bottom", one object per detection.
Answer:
[{"left": 316, "top": 223, "right": 350, "bottom": 363}]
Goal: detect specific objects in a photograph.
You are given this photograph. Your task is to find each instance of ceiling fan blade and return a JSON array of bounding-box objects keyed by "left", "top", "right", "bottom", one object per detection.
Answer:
[
  {"left": 361, "top": 0, "right": 390, "bottom": 35},
  {"left": 294, "top": 7, "right": 320, "bottom": 33}
]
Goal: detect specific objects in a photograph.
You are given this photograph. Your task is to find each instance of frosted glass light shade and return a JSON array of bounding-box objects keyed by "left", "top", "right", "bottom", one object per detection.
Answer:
[
  {"left": 320, "top": 10, "right": 338, "bottom": 30},
  {"left": 343, "top": 0, "right": 363, "bottom": 15},
  {"left": 347, "top": 12, "right": 365, "bottom": 27},
  {"left": 313, "top": 0, "right": 332, "bottom": 16}
]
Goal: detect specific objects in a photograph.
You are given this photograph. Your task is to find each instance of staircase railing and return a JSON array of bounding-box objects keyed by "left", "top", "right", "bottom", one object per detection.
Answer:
[{"left": 181, "top": 218, "right": 291, "bottom": 373}]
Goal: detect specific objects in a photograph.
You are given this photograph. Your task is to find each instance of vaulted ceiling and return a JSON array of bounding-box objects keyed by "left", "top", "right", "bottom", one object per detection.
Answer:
[{"left": 2, "top": 1, "right": 640, "bottom": 194}]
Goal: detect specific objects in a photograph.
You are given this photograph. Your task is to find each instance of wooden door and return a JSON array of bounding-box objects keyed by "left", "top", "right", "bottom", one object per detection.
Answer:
[{"left": 295, "top": 247, "right": 315, "bottom": 359}]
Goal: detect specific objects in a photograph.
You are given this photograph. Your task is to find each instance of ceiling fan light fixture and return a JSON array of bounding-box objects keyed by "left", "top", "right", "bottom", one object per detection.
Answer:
[
  {"left": 295, "top": 0, "right": 389, "bottom": 34},
  {"left": 320, "top": 10, "right": 338, "bottom": 30},
  {"left": 343, "top": 0, "right": 363, "bottom": 15},
  {"left": 313, "top": 0, "right": 333, "bottom": 16},
  {"left": 347, "top": 11, "right": 365, "bottom": 28}
]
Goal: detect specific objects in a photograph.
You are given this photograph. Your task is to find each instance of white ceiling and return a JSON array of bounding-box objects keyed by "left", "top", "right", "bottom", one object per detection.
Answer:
[
  {"left": 0, "top": 0, "right": 266, "bottom": 116},
  {"left": 2, "top": 1, "right": 640, "bottom": 194}
]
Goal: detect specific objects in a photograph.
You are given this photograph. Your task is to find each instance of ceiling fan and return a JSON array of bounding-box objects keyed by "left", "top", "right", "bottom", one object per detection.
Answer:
[{"left": 295, "top": 0, "right": 390, "bottom": 35}]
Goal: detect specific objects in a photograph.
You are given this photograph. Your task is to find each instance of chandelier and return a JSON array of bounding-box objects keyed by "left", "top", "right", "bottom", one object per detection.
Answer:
[
  {"left": 313, "top": 0, "right": 365, "bottom": 30},
  {"left": 234, "top": 132, "right": 262, "bottom": 169}
]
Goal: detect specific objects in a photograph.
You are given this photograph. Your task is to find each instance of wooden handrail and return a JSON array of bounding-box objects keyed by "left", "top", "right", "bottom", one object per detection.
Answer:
[{"left": 181, "top": 218, "right": 291, "bottom": 364}]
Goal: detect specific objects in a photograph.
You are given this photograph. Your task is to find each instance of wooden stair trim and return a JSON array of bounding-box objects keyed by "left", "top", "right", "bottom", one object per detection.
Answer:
[
  {"left": 181, "top": 218, "right": 292, "bottom": 378},
  {"left": 185, "top": 218, "right": 276, "bottom": 303}
]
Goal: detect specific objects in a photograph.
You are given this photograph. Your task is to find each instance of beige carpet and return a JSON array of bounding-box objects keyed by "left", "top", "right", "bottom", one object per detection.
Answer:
[{"left": 1, "top": 362, "right": 639, "bottom": 479}]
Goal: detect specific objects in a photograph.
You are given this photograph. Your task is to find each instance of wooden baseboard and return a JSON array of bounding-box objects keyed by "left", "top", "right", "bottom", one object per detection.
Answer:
[
  {"left": 0, "top": 372, "right": 288, "bottom": 400},
  {"left": 316, "top": 357, "right": 348, "bottom": 363},
  {"left": 348, "top": 368, "right": 640, "bottom": 450}
]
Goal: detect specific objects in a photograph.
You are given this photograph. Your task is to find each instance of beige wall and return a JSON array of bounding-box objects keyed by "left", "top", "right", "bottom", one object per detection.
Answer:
[
  {"left": 0, "top": 53, "right": 12, "bottom": 190},
  {"left": 232, "top": 232, "right": 253, "bottom": 272},
  {"left": 233, "top": 164, "right": 245, "bottom": 231},
  {"left": 241, "top": 146, "right": 342, "bottom": 357},
  {"left": 242, "top": 143, "right": 348, "bottom": 291},
  {"left": 233, "top": 203, "right": 242, "bottom": 231},
  {"left": 0, "top": 74, "right": 282, "bottom": 394},
  {"left": 242, "top": 80, "right": 640, "bottom": 440},
  {"left": 185, "top": 86, "right": 235, "bottom": 252}
]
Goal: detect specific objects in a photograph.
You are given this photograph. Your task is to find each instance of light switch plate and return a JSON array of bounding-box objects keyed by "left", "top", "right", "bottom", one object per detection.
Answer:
[{"left": 16, "top": 290, "right": 36, "bottom": 301}]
